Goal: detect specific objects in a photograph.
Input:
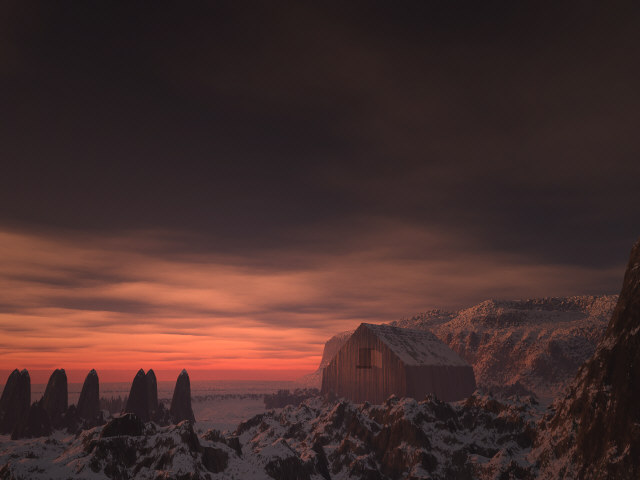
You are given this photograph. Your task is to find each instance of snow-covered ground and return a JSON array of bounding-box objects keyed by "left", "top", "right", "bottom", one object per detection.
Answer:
[
  {"left": 193, "top": 397, "right": 267, "bottom": 433},
  {"left": 0, "top": 391, "right": 545, "bottom": 479}
]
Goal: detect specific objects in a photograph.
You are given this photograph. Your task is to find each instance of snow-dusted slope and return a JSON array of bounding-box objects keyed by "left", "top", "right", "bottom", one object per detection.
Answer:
[
  {"left": 424, "top": 295, "right": 617, "bottom": 400},
  {"left": 0, "top": 392, "right": 542, "bottom": 480},
  {"left": 0, "top": 418, "right": 232, "bottom": 480},
  {"left": 303, "top": 295, "right": 617, "bottom": 400}
]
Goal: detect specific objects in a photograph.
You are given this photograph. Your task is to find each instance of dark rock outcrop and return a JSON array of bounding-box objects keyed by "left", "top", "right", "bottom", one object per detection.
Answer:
[
  {"left": 77, "top": 417, "right": 225, "bottom": 478},
  {"left": 202, "top": 446, "right": 229, "bottom": 473},
  {"left": 100, "top": 413, "right": 145, "bottom": 438},
  {"left": 41, "top": 368, "right": 68, "bottom": 427},
  {"left": 11, "top": 400, "right": 52, "bottom": 439},
  {"left": 265, "top": 456, "right": 315, "bottom": 480},
  {"left": 77, "top": 369, "right": 100, "bottom": 421},
  {"left": 145, "top": 369, "right": 158, "bottom": 418},
  {"left": 538, "top": 238, "right": 640, "bottom": 479},
  {"left": 124, "top": 369, "right": 149, "bottom": 422},
  {"left": 170, "top": 369, "right": 195, "bottom": 423},
  {"left": 0, "top": 369, "right": 30, "bottom": 434}
]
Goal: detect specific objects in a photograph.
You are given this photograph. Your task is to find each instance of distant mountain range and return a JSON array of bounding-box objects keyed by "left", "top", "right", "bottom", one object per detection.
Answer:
[{"left": 300, "top": 295, "right": 618, "bottom": 401}]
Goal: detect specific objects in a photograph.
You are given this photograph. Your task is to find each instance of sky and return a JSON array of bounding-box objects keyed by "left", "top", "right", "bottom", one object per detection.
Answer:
[{"left": 1, "top": 1, "right": 639, "bottom": 384}]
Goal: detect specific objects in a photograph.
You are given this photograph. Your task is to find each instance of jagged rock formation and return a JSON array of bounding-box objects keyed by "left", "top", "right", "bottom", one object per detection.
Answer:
[
  {"left": 170, "top": 369, "right": 195, "bottom": 423},
  {"left": 0, "top": 369, "right": 30, "bottom": 434},
  {"left": 100, "top": 413, "right": 145, "bottom": 438},
  {"left": 0, "top": 414, "right": 232, "bottom": 478},
  {"left": 0, "top": 392, "right": 540, "bottom": 479},
  {"left": 231, "top": 394, "right": 538, "bottom": 479},
  {"left": 11, "top": 400, "right": 52, "bottom": 440},
  {"left": 76, "top": 369, "right": 100, "bottom": 421},
  {"left": 304, "top": 295, "right": 616, "bottom": 400},
  {"left": 536, "top": 239, "right": 640, "bottom": 479},
  {"left": 41, "top": 369, "right": 68, "bottom": 427}
]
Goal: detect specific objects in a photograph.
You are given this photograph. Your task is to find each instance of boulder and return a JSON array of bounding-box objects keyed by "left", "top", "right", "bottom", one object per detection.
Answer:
[
  {"left": 145, "top": 369, "right": 158, "bottom": 417},
  {"left": 41, "top": 369, "right": 68, "bottom": 427},
  {"left": 77, "top": 369, "right": 100, "bottom": 421},
  {"left": 11, "top": 400, "right": 52, "bottom": 439},
  {"left": 100, "top": 413, "right": 145, "bottom": 438},
  {"left": 0, "top": 369, "right": 30, "bottom": 434},
  {"left": 124, "top": 369, "right": 149, "bottom": 422},
  {"left": 170, "top": 369, "right": 195, "bottom": 423},
  {"left": 202, "top": 446, "right": 229, "bottom": 473}
]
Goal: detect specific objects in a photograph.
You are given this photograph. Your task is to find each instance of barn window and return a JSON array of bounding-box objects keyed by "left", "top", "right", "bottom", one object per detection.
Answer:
[{"left": 357, "top": 348, "right": 381, "bottom": 368}]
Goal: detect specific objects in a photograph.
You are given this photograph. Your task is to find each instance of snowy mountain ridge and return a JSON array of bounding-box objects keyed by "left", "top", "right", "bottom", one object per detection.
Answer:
[{"left": 301, "top": 295, "right": 618, "bottom": 400}]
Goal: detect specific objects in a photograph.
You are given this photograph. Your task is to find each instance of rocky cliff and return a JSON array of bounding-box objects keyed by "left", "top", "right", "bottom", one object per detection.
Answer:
[{"left": 536, "top": 239, "right": 640, "bottom": 479}]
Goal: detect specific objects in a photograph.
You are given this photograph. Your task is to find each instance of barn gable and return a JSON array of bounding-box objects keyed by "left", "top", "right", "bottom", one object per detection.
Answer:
[{"left": 360, "top": 323, "right": 468, "bottom": 367}]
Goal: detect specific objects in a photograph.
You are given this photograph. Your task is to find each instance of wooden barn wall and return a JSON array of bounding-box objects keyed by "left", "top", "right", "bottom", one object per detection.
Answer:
[
  {"left": 405, "top": 365, "right": 477, "bottom": 402},
  {"left": 321, "top": 327, "right": 406, "bottom": 404}
]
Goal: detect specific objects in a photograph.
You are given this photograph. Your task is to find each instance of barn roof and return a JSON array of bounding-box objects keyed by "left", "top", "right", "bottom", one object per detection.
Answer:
[{"left": 360, "top": 323, "right": 469, "bottom": 367}]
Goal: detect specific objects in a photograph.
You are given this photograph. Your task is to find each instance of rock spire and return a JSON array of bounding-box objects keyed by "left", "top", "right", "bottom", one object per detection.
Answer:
[{"left": 170, "top": 369, "right": 195, "bottom": 423}]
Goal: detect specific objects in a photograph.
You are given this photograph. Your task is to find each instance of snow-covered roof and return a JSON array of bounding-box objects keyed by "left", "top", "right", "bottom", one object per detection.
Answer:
[{"left": 360, "top": 323, "right": 469, "bottom": 367}]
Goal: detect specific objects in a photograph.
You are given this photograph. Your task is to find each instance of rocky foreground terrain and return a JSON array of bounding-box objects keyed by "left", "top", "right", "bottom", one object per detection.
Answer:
[
  {"left": 301, "top": 295, "right": 617, "bottom": 401},
  {"left": 0, "top": 390, "right": 541, "bottom": 480}
]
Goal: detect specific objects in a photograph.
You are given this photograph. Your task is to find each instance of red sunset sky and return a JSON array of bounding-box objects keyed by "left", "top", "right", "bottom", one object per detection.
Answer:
[{"left": 1, "top": 2, "right": 639, "bottom": 384}]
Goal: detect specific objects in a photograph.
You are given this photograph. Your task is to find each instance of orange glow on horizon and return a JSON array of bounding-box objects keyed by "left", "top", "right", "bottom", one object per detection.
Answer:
[{"left": 0, "top": 228, "right": 623, "bottom": 384}]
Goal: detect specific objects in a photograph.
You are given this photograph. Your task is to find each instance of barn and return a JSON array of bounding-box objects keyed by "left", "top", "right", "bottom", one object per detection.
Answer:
[{"left": 321, "top": 323, "right": 476, "bottom": 403}]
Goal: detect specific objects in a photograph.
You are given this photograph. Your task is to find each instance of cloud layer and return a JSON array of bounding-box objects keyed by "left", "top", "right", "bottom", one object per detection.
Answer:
[
  {"left": 0, "top": 3, "right": 638, "bottom": 382},
  {"left": 0, "top": 225, "right": 624, "bottom": 382}
]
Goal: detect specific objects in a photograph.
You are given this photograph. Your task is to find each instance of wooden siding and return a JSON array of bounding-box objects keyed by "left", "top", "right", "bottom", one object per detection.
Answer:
[
  {"left": 321, "top": 325, "right": 406, "bottom": 404},
  {"left": 322, "top": 324, "right": 478, "bottom": 403}
]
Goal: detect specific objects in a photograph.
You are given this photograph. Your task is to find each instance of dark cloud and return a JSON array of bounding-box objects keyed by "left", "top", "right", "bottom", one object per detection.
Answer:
[
  {"left": 0, "top": 2, "right": 638, "bottom": 377},
  {"left": 43, "top": 296, "right": 157, "bottom": 314},
  {"left": 0, "top": 1, "right": 638, "bottom": 272}
]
